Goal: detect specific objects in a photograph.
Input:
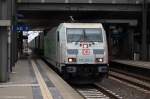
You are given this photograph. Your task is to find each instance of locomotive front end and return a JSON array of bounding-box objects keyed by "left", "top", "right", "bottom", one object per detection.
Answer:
[{"left": 64, "top": 27, "right": 108, "bottom": 79}]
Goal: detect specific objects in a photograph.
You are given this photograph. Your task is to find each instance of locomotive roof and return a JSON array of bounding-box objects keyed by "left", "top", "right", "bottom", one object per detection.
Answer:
[{"left": 60, "top": 23, "right": 103, "bottom": 28}]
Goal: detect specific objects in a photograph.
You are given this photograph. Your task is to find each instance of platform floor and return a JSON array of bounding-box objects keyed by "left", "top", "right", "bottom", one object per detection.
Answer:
[
  {"left": 112, "top": 59, "right": 150, "bottom": 70},
  {"left": 0, "top": 58, "right": 83, "bottom": 99}
]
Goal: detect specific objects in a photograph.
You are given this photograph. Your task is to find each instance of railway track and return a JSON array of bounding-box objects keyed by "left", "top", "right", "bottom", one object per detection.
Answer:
[
  {"left": 75, "top": 84, "right": 122, "bottom": 99},
  {"left": 110, "top": 68, "right": 150, "bottom": 82},
  {"left": 109, "top": 68, "right": 150, "bottom": 92}
]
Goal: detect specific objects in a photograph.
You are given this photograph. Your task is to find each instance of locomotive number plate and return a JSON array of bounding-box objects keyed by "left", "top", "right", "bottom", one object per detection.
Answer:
[{"left": 78, "top": 58, "right": 93, "bottom": 63}]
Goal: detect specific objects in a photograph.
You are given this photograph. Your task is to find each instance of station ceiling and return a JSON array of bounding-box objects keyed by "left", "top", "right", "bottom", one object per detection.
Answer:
[
  {"left": 18, "top": 11, "right": 142, "bottom": 30},
  {"left": 16, "top": 0, "right": 150, "bottom": 30}
]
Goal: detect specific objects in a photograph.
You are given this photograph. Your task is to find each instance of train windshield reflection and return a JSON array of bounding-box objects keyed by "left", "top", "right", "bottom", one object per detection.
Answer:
[{"left": 67, "top": 28, "right": 103, "bottom": 42}]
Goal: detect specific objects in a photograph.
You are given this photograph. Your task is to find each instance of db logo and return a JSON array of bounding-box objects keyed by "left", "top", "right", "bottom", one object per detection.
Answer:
[{"left": 82, "top": 49, "right": 90, "bottom": 55}]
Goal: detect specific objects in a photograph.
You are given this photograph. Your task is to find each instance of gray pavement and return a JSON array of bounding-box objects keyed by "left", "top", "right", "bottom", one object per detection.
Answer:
[
  {"left": 0, "top": 58, "right": 83, "bottom": 99},
  {"left": 0, "top": 59, "right": 38, "bottom": 99}
]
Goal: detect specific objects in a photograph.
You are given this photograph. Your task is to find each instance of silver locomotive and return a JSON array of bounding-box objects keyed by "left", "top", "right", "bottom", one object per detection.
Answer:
[{"left": 44, "top": 23, "right": 109, "bottom": 81}]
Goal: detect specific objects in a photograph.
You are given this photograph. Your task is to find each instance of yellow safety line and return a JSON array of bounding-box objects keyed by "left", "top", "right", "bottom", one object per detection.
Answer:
[
  {"left": 31, "top": 60, "right": 53, "bottom": 99},
  {"left": 0, "top": 84, "right": 39, "bottom": 87}
]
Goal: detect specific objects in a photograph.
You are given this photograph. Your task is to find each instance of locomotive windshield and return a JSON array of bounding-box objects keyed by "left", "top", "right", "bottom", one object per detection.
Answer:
[{"left": 67, "top": 28, "right": 103, "bottom": 42}]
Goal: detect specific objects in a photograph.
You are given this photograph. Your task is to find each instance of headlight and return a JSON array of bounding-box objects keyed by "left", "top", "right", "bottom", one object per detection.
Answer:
[
  {"left": 96, "top": 58, "right": 103, "bottom": 62},
  {"left": 83, "top": 44, "right": 88, "bottom": 48},
  {"left": 68, "top": 58, "right": 76, "bottom": 62},
  {"left": 68, "top": 58, "right": 73, "bottom": 62}
]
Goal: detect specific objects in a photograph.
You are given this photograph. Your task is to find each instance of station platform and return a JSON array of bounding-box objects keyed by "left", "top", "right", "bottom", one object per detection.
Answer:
[
  {"left": 0, "top": 58, "right": 83, "bottom": 99},
  {"left": 111, "top": 59, "right": 150, "bottom": 70}
]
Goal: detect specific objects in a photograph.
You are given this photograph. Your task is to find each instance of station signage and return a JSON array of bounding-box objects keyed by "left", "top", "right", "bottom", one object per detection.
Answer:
[{"left": 13, "top": 24, "right": 30, "bottom": 32}]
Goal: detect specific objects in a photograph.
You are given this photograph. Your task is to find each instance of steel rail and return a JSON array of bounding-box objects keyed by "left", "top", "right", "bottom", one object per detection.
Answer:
[
  {"left": 110, "top": 68, "right": 150, "bottom": 82},
  {"left": 109, "top": 70, "right": 150, "bottom": 91},
  {"left": 75, "top": 84, "right": 122, "bottom": 99}
]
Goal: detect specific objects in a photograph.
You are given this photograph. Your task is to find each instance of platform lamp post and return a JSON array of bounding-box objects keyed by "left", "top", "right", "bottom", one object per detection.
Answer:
[{"left": 141, "top": 0, "right": 148, "bottom": 61}]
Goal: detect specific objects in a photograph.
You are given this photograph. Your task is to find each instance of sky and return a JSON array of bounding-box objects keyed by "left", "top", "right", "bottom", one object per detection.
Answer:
[{"left": 23, "top": 31, "right": 41, "bottom": 43}]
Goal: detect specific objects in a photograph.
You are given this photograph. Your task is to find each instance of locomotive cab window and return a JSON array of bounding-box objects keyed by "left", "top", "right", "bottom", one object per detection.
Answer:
[
  {"left": 57, "top": 31, "right": 59, "bottom": 42},
  {"left": 85, "top": 29, "right": 103, "bottom": 42},
  {"left": 67, "top": 29, "right": 83, "bottom": 42},
  {"left": 67, "top": 28, "right": 103, "bottom": 42}
]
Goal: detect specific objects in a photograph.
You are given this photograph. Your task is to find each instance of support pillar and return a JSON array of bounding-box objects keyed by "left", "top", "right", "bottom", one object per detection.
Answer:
[
  {"left": 11, "top": 0, "right": 17, "bottom": 67},
  {"left": 0, "top": 0, "right": 15, "bottom": 81},
  {"left": 128, "top": 29, "right": 134, "bottom": 60},
  {"left": 0, "top": 27, "right": 9, "bottom": 81},
  {"left": 141, "top": 0, "right": 148, "bottom": 60}
]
